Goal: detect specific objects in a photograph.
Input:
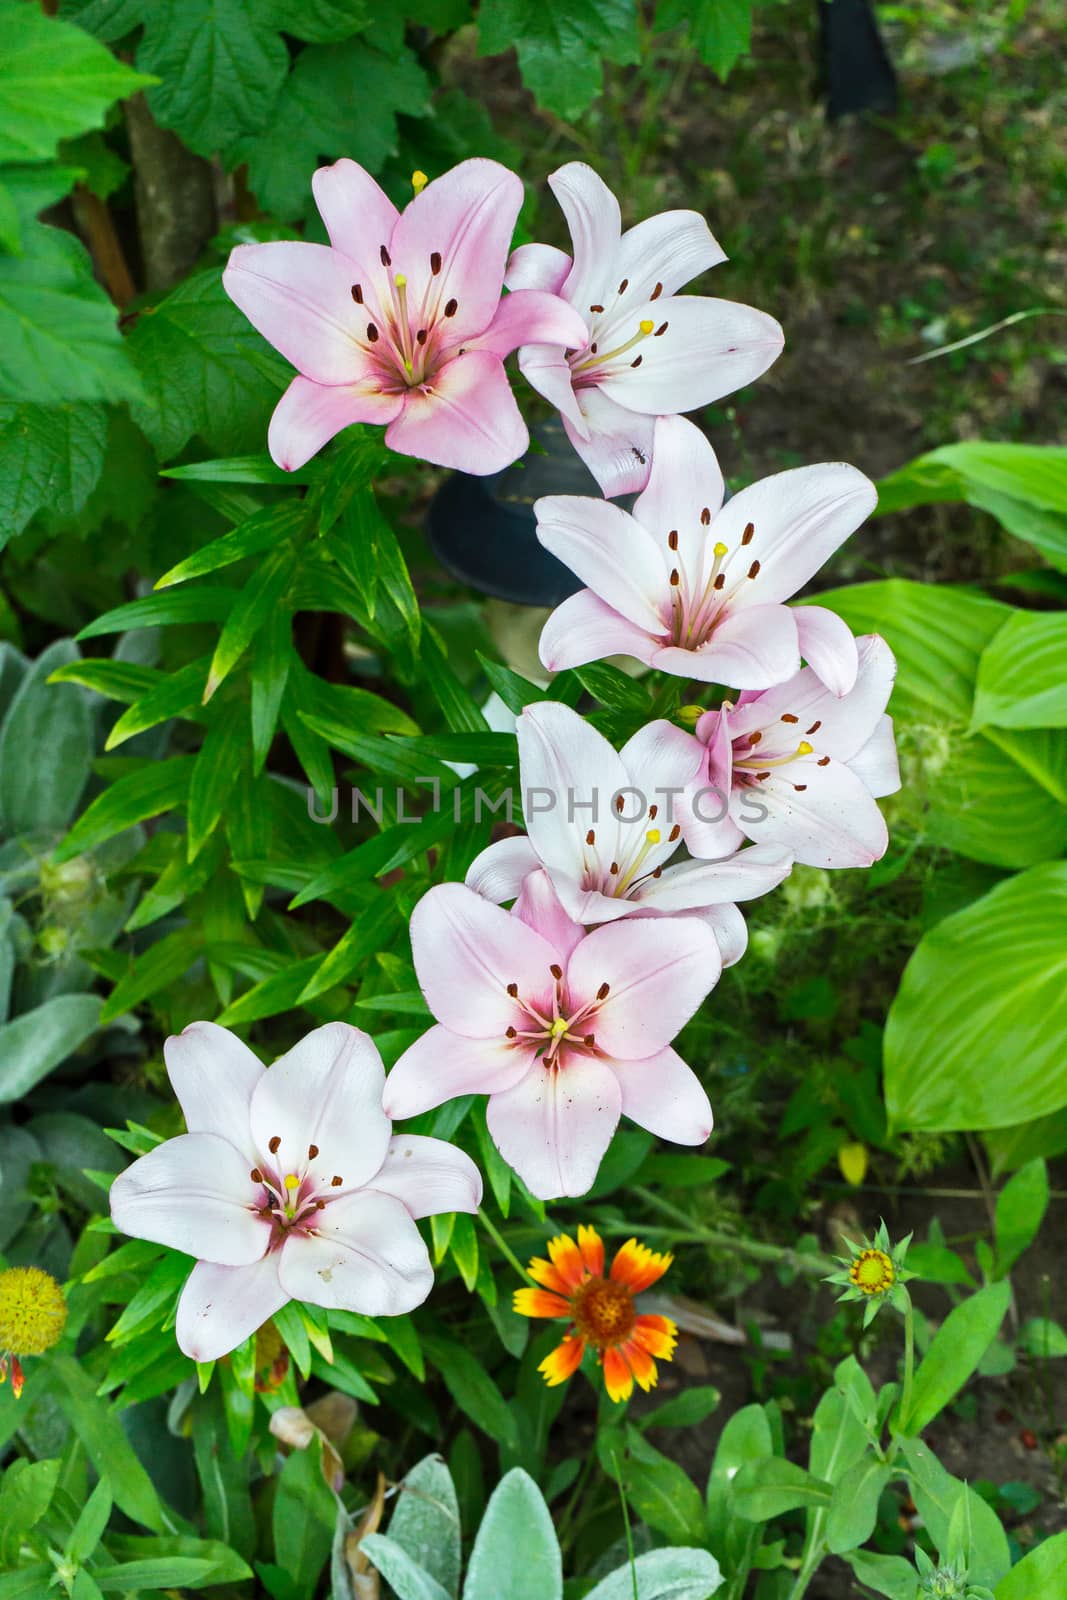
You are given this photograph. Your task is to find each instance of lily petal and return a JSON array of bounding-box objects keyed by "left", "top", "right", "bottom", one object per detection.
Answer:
[
  {"left": 110, "top": 1133, "right": 269, "bottom": 1266},
  {"left": 737, "top": 758, "right": 889, "bottom": 867},
  {"left": 249, "top": 1023, "right": 391, "bottom": 1192},
  {"left": 279, "top": 1190, "right": 433, "bottom": 1315},
  {"left": 568, "top": 917, "right": 719, "bottom": 1058},
  {"left": 466, "top": 835, "right": 540, "bottom": 903},
  {"left": 562, "top": 388, "right": 656, "bottom": 497},
  {"left": 164, "top": 1021, "right": 263, "bottom": 1162},
  {"left": 487, "top": 1053, "right": 622, "bottom": 1200},
  {"left": 311, "top": 158, "right": 398, "bottom": 307},
  {"left": 618, "top": 717, "right": 704, "bottom": 799},
  {"left": 473, "top": 290, "right": 587, "bottom": 359},
  {"left": 176, "top": 1253, "right": 287, "bottom": 1363},
  {"left": 608, "top": 1045, "right": 712, "bottom": 1145},
  {"left": 517, "top": 701, "right": 628, "bottom": 884},
  {"left": 505, "top": 241, "right": 572, "bottom": 294},
  {"left": 598, "top": 295, "right": 783, "bottom": 415},
  {"left": 406, "top": 883, "right": 558, "bottom": 1037},
  {"left": 725, "top": 634, "right": 896, "bottom": 762},
  {"left": 519, "top": 342, "right": 588, "bottom": 433},
  {"left": 614, "top": 209, "right": 727, "bottom": 306},
  {"left": 385, "top": 350, "right": 528, "bottom": 475},
  {"left": 535, "top": 494, "right": 667, "bottom": 634},
  {"left": 390, "top": 158, "right": 524, "bottom": 343},
  {"left": 539, "top": 589, "right": 659, "bottom": 673},
  {"left": 513, "top": 868, "right": 586, "bottom": 963},
  {"left": 849, "top": 713, "right": 901, "bottom": 798},
  {"left": 222, "top": 241, "right": 370, "bottom": 385},
  {"left": 654, "top": 603, "right": 800, "bottom": 689},
  {"left": 549, "top": 162, "right": 623, "bottom": 317},
  {"left": 637, "top": 844, "right": 793, "bottom": 912},
  {"left": 633, "top": 415, "right": 726, "bottom": 582},
  {"left": 693, "top": 901, "right": 749, "bottom": 967},
  {"left": 368, "top": 1134, "right": 482, "bottom": 1218},
  {"left": 794, "top": 605, "right": 860, "bottom": 696},
  {"left": 384, "top": 1025, "right": 536, "bottom": 1119},
  {"left": 269, "top": 375, "right": 402, "bottom": 472}
]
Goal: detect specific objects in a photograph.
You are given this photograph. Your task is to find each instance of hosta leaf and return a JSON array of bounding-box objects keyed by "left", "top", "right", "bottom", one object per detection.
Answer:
[
  {"left": 973, "top": 611, "right": 1067, "bottom": 729},
  {"left": 886, "top": 862, "right": 1067, "bottom": 1131}
]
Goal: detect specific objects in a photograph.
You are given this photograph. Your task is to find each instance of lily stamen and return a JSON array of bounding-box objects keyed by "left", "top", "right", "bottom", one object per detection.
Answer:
[{"left": 572, "top": 319, "right": 655, "bottom": 373}]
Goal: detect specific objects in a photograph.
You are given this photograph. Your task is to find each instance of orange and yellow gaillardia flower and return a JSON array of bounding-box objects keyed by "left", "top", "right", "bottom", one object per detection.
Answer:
[{"left": 514, "top": 1225, "right": 677, "bottom": 1403}]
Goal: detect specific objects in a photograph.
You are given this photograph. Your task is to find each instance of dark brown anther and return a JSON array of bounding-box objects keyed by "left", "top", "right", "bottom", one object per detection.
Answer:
[
  {"left": 713, "top": 573, "right": 726, "bottom": 590},
  {"left": 618, "top": 278, "right": 629, "bottom": 294},
  {"left": 781, "top": 713, "right": 799, "bottom": 724},
  {"left": 609, "top": 860, "right": 620, "bottom": 873},
  {"left": 597, "top": 982, "right": 611, "bottom": 1000},
  {"left": 416, "top": 328, "right": 427, "bottom": 345},
  {"left": 444, "top": 297, "right": 458, "bottom": 317},
  {"left": 818, "top": 756, "right": 831, "bottom": 767},
  {"left": 755, "top": 770, "right": 770, "bottom": 780},
  {"left": 250, "top": 1167, "right": 263, "bottom": 1183},
  {"left": 590, "top": 342, "right": 598, "bottom": 354},
  {"left": 668, "top": 529, "right": 679, "bottom": 550},
  {"left": 794, "top": 784, "right": 808, "bottom": 792},
  {"left": 430, "top": 250, "right": 442, "bottom": 274},
  {"left": 507, "top": 981, "right": 519, "bottom": 996},
  {"left": 506, "top": 1026, "right": 517, "bottom": 1039},
  {"left": 331, "top": 1175, "right": 343, "bottom": 1187},
  {"left": 669, "top": 823, "right": 681, "bottom": 842},
  {"left": 749, "top": 731, "right": 762, "bottom": 745},
  {"left": 650, "top": 281, "right": 663, "bottom": 299},
  {"left": 307, "top": 1144, "right": 319, "bottom": 1159},
  {"left": 380, "top": 244, "right": 391, "bottom": 266},
  {"left": 747, "top": 560, "right": 761, "bottom": 579},
  {"left": 631, "top": 355, "right": 643, "bottom": 367},
  {"left": 584, "top": 1034, "right": 596, "bottom": 1047},
  {"left": 701, "top": 507, "right": 711, "bottom": 525},
  {"left": 550, "top": 963, "right": 563, "bottom": 980},
  {"left": 351, "top": 283, "right": 363, "bottom": 303},
  {"left": 367, "top": 323, "right": 379, "bottom": 342},
  {"left": 615, "top": 795, "right": 625, "bottom": 813},
  {"left": 649, "top": 803, "right": 658, "bottom": 820},
  {"left": 741, "top": 522, "right": 755, "bottom": 546},
  {"left": 586, "top": 829, "right": 595, "bottom": 845},
  {"left": 316, "top": 1200, "right": 326, "bottom": 1210},
  {"left": 654, "top": 321, "right": 668, "bottom": 336},
  {"left": 806, "top": 719, "right": 822, "bottom": 735},
  {"left": 670, "top": 567, "right": 680, "bottom": 586},
  {"left": 590, "top": 303, "right": 604, "bottom": 313},
  {"left": 269, "top": 1136, "right": 281, "bottom": 1153},
  {"left": 652, "top": 866, "right": 662, "bottom": 878}
]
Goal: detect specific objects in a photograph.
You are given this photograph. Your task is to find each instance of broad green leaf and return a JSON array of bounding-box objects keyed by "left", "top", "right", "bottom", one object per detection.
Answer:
[
  {"left": 931, "top": 441, "right": 1067, "bottom": 514},
  {"left": 463, "top": 1469, "right": 561, "bottom": 1600},
  {"left": 362, "top": 1535, "right": 451, "bottom": 1600},
  {"left": 0, "top": 994, "right": 101, "bottom": 1102},
  {"left": 128, "top": 269, "right": 287, "bottom": 459},
  {"left": 1017, "top": 1317, "right": 1067, "bottom": 1357},
  {"left": 985, "top": 1107, "right": 1067, "bottom": 1174},
  {"left": 656, "top": 0, "right": 752, "bottom": 78},
  {"left": 923, "top": 725, "right": 1067, "bottom": 868},
  {"left": 45, "top": 1351, "right": 165, "bottom": 1530},
  {"left": 808, "top": 1383, "right": 868, "bottom": 1484},
  {"left": 825, "top": 1459, "right": 892, "bottom": 1554},
  {"left": 0, "top": 1458, "right": 61, "bottom": 1565},
  {"left": 637, "top": 1385, "right": 721, "bottom": 1431},
  {"left": 388, "top": 1454, "right": 461, "bottom": 1598},
  {"left": 0, "top": 401, "right": 108, "bottom": 546},
  {"left": 272, "top": 1436, "right": 336, "bottom": 1592},
  {"left": 0, "top": 638, "right": 93, "bottom": 833},
  {"left": 53, "top": 756, "right": 196, "bottom": 863},
  {"left": 619, "top": 1435, "right": 707, "bottom": 1545},
  {"left": 968, "top": 484, "right": 1067, "bottom": 573},
  {"left": 995, "top": 1532, "right": 1067, "bottom": 1600},
  {"left": 478, "top": 0, "right": 639, "bottom": 119},
  {"left": 731, "top": 1459, "right": 833, "bottom": 1521},
  {"left": 885, "top": 862, "right": 1067, "bottom": 1131},
  {"left": 420, "top": 1337, "right": 518, "bottom": 1452},
  {"left": 137, "top": 0, "right": 287, "bottom": 158},
  {"left": 973, "top": 612, "right": 1067, "bottom": 729},
  {"left": 706, "top": 1402, "right": 773, "bottom": 1573},
  {"left": 842, "top": 1550, "right": 918, "bottom": 1600},
  {"left": 0, "top": 1, "right": 153, "bottom": 163},
  {"left": 900, "top": 1437, "right": 1010, "bottom": 1591},
  {"left": 238, "top": 38, "right": 428, "bottom": 218},
  {"left": 898, "top": 1282, "right": 1011, "bottom": 1435},
  {"left": 994, "top": 1158, "right": 1049, "bottom": 1276},
  {"left": 584, "top": 1549, "right": 723, "bottom": 1600}
]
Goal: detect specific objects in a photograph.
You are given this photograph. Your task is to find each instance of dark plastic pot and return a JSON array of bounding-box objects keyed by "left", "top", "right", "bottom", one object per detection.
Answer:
[{"left": 425, "top": 419, "right": 597, "bottom": 607}]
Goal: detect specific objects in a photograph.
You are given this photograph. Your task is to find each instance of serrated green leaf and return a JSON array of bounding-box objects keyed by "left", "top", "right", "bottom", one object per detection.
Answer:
[
  {"left": 478, "top": 0, "right": 639, "bottom": 118},
  {"left": 0, "top": 401, "right": 108, "bottom": 547},
  {"left": 656, "top": 0, "right": 752, "bottom": 78}
]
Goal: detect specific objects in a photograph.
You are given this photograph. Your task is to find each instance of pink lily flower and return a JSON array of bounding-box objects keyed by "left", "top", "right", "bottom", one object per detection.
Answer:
[
  {"left": 110, "top": 1021, "right": 481, "bottom": 1361},
  {"left": 680, "top": 635, "right": 901, "bottom": 868},
  {"left": 465, "top": 700, "right": 792, "bottom": 963},
  {"left": 223, "top": 158, "right": 587, "bottom": 475},
  {"left": 537, "top": 415, "right": 876, "bottom": 694},
  {"left": 383, "top": 877, "right": 717, "bottom": 1200},
  {"left": 505, "top": 162, "right": 784, "bottom": 497}
]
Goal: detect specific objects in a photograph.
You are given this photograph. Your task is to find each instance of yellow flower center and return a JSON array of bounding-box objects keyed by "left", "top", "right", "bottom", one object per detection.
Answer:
[
  {"left": 572, "top": 1278, "right": 635, "bottom": 1348},
  {"left": 0, "top": 1267, "right": 67, "bottom": 1356},
  {"left": 849, "top": 1249, "right": 895, "bottom": 1296}
]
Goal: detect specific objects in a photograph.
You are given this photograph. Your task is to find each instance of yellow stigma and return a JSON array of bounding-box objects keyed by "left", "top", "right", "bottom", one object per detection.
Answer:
[
  {"left": 284, "top": 1173, "right": 300, "bottom": 1192},
  {"left": 713, "top": 541, "right": 728, "bottom": 558},
  {"left": 411, "top": 170, "right": 428, "bottom": 193},
  {"left": 797, "top": 741, "right": 814, "bottom": 756},
  {"left": 639, "top": 319, "right": 655, "bottom": 335},
  {"left": 849, "top": 1249, "right": 895, "bottom": 1296},
  {"left": 549, "top": 1017, "right": 569, "bottom": 1038},
  {"left": 394, "top": 272, "right": 407, "bottom": 288},
  {"left": 645, "top": 828, "right": 661, "bottom": 845},
  {"left": 0, "top": 1268, "right": 67, "bottom": 1356}
]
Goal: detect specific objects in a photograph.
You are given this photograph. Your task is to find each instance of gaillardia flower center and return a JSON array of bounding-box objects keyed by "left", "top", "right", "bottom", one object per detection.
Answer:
[
  {"left": 572, "top": 1277, "right": 636, "bottom": 1347},
  {"left": 849, "top": 1248, "right": 895, "bottom": 1296},
  {"left": 0, "top": 1266, "right": 67, "bottom": 1356}
]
